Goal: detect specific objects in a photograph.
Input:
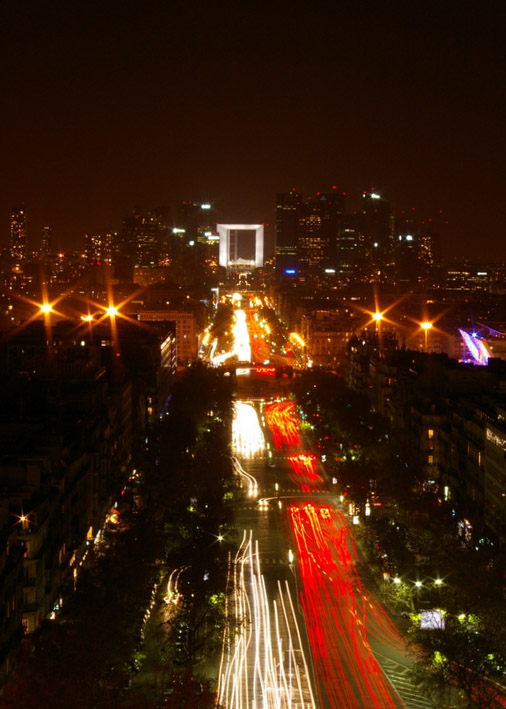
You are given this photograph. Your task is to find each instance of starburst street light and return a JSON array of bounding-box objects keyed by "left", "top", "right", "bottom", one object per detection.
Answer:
[
  {"left": 40, "top": 303, "right": 53, "bottom": 314},
  {"left": 420, "top": 321, "right": 433, "bottom": 351},
  {"left": 372, "top": 311, "right": 384, "bottom": 335},
  {"left": 106, "top": 306, "right": 118, "bottom": 317}
]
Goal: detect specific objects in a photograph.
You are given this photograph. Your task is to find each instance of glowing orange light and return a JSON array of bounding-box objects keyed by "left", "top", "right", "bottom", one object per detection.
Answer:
[
  {"left": 106, "top": 306, "right": 118, "bottom": 317},
  {"left": 372, "top": 312, "right": 383, "bottom": 322},
  {"left": 256, "top": 366, "right": 276, "bottom": 376},
  {"left": 420, "top": 321, "right": 433, "bottom": 330},
  {"left": 81, "top": 314, "right": 93, "bottom": 322},
  {"left": 40, "top": 303, "right": 52, "bottom": 314}
]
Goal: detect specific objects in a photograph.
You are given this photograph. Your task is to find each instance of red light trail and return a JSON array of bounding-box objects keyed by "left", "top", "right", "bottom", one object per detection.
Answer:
[{"left": 266, "top": 398, "right": 406, "bottom": 708}]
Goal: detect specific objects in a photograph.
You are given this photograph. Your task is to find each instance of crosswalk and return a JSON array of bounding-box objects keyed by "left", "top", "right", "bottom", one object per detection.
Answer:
[{"left": 375, "top": 655, "right": 435, "bottom": 708}]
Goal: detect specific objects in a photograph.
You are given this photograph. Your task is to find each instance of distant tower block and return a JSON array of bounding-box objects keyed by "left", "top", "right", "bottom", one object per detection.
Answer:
[{"left": 217, "top": 224, "right": 264, "bottom": 269}]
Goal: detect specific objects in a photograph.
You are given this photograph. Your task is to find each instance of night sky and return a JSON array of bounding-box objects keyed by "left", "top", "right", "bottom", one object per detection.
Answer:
[{"left": 1, "top": 0, "right": 505, "bottom": 260}]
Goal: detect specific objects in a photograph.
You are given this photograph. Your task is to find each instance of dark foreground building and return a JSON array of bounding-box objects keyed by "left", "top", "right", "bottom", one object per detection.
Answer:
[{"left": 0, "top": 317, "right": 176, "bottom": 683}]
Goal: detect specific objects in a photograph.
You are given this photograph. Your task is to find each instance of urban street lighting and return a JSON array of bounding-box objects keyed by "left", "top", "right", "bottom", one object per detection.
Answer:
[{"left": 421, "top": 321, "right": 432, "bottom": 351}]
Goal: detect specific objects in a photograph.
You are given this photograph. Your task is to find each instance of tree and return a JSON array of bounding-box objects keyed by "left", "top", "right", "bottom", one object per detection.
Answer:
[{"left": 409, "top": 612, "right": 506, "bottom": 708}]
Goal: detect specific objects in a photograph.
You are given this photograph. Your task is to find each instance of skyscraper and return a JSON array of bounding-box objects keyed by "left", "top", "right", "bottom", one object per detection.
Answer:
[
  {"left": 358, "top": 191, "right": 394, "bottom": 281},
  {"left": 275, "top": 190, "right": 301, "bottom": 275},
  {"left": 395, "top": 209, "right": 443, "bottom": 290},
  {"left": 119, "top": 208, "right": 170, "bottom": 269},
  {"left": 84, "top": 232, "right": 114, "bottom": 265},
  {"left": 40, "top": 226, "right": 53, "bottom": 262},
  {"left": 297, "top": 192, "right": 344, "bottom": 270},
  {"left": 176, "top": 201, "right": 217, "bottom": 244},
  {"left": 10, "top": 207, "right": 27, "bottom": 264},
  {"left": 335, "top": 215, "right": 367, "bottom": 284},
  {"left": 275, "top": 189, "right": 344, "bottom": 276}
]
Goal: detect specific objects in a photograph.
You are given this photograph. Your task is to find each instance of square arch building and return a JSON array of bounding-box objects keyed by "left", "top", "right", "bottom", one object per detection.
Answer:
[{"left": 217, "top": 224, "right": 264, "bottom": 269}]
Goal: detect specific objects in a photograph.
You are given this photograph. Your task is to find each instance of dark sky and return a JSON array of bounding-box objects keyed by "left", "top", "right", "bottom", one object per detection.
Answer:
[{"left": 1, "top": 0, "right": 505, "bottom": 260}]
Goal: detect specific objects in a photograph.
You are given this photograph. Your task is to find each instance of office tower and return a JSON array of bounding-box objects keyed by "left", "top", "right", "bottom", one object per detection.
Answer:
[
  {"left": 119, "top": 208, "right": 170, "bottom": 269},
  {"left": 297, "top": 192, "right": 344, "bottom": 271},
  {"left": 40, "top": 226, "right": 53, "bottom": 262},
  {"left": 358, "top": 191, "right": 394, "bottom": 281},
  {"left": 335, "top": 215, "right": 367, "bottom": 284},
  {"left": 10, "top": 207, "right": 27, "bottom": 264},
  {"left": 395, "top": 209, "right": 443, "bottom": 290},
  {"left": 396, "top": 233, "right": 420, "bottom": 291},
  {"left": 84, "top": 232, "right": 114, "bottom": 264},
  {"left": 176, "top": 201, "right": 216, "bottom": 244},
  {"left": 275, "top": 190, "right": 302, "bottom": 275}
]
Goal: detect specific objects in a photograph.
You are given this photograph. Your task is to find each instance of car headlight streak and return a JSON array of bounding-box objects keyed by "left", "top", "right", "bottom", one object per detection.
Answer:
[
  {"left": 232, "top": 401, "right": 265, "bottom": 458},
  {"left": 217, "top": 531, "right": 316, "bottom": 709}
]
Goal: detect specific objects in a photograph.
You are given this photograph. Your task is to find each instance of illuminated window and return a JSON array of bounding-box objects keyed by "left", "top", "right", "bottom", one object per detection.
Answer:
[
  {"left": 147, "top": 406, "right": 153, "bottom": 416},
  {"left": 427, "top": 429, "right": 434, "bottom": 439},
  {"left": 428, "top": 454, "right": 434, "bottom": 465}
]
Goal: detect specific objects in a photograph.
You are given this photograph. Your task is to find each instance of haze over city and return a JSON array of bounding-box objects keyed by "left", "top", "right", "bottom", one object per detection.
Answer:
[{"left": 1, "top": 1, "right": 505, "bottom": 259}]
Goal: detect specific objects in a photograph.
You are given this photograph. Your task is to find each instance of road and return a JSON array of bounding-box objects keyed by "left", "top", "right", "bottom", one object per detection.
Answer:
[
  {"left": 264, "top": 398, "right": 434, "bottom": 709},
  {"left": 219, "top": 390, "right": 434, "bottom": 708},
  {"left": 218, "top": 401, "right": 317, "bottom": 708},
  {"left": 213, "top": 295, "right": 433, "bottom": 708}
]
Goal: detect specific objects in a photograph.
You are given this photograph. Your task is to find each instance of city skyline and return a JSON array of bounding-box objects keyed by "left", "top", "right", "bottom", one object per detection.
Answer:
[{"left": 1, "top": 1, "right": 505, "bottom": 259}]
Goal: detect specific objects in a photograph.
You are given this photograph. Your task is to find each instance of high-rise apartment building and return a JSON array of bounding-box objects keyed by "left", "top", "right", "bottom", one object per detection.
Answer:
[{"left": 10, "top": 207, "right": 27, "bottom": 264}]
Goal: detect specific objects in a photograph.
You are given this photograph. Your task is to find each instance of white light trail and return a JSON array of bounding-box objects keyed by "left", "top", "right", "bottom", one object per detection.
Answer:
[
  {"left": 218, "top": 531, "right": 316, "bottom": 709},
  {"left": 231, "top": 456, "right": 258, "bottom": 498},
  {"left": 232, "top": 401, "right": 265, "bottom": 458},
  {"left": 210, "top": 308, "right": 251, "bottom": 365},
  {"left": 232, "top": 309, "right": 251, "bottom": 362}
]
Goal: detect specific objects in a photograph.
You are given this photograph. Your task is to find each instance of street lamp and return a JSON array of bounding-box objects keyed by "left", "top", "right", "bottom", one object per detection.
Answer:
[
  {"left": 40, "top": 303, "right": 53, "bottom": 314},
  {"left": 420, "top": 321, "right": 432, "bottom": 351},
  {"left": 106, "top": 306, "right": 118, "bottom": 317},
  {"left": 372, "top": 311, "right": 383, "bottom": 331}
]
